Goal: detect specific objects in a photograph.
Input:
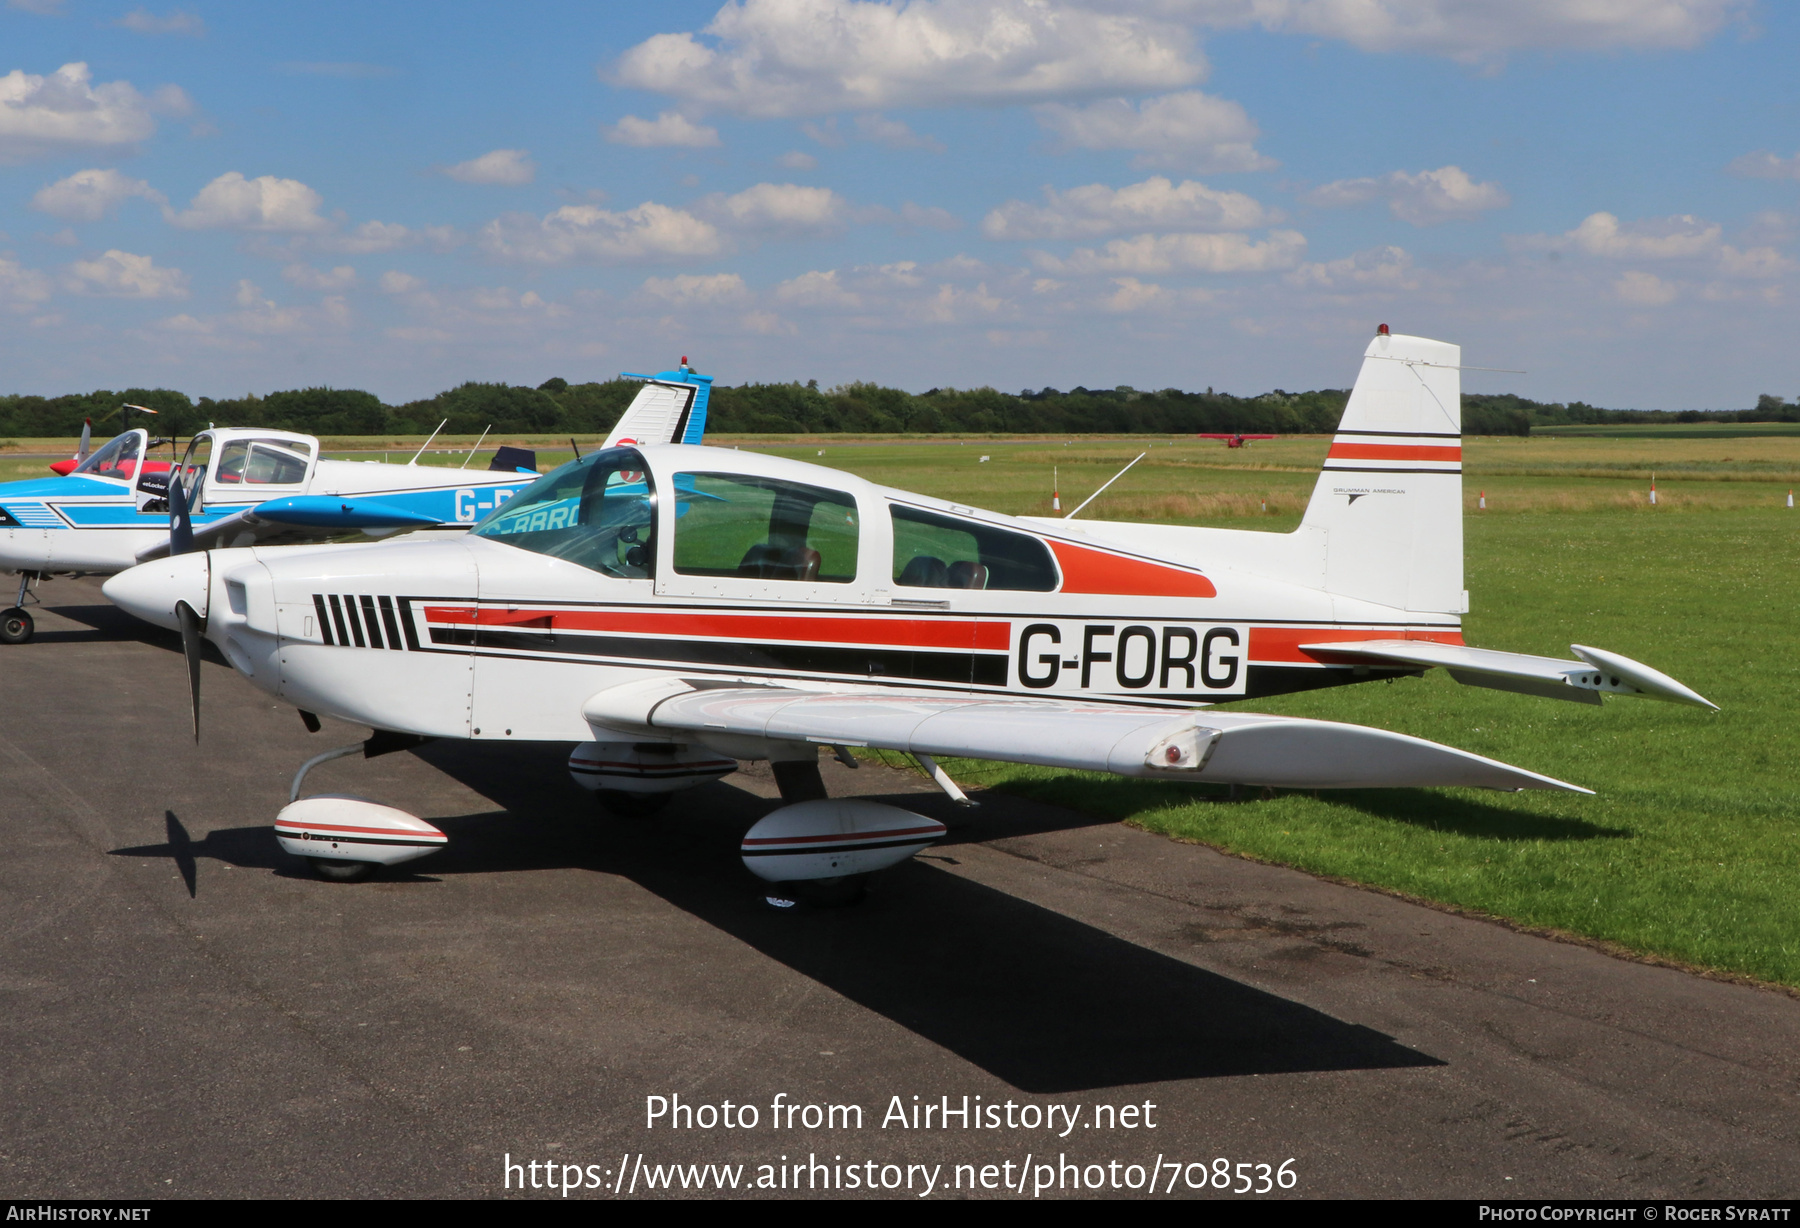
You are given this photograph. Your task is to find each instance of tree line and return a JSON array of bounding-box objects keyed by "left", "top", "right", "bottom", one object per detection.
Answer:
[{"left": 2, "top": 377, "right": 1792, "bottom": 441}]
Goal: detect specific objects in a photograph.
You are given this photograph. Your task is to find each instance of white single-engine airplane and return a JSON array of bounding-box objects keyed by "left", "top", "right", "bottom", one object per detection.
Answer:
[
  {"left": 0, "top": 361, "right": 715, "bottom": 644},
  {"left": 105, "top": 330, "right": 1714, "bottom": 903}
]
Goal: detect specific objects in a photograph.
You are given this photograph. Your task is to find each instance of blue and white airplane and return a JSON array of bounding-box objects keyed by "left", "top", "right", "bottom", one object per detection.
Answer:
[{"left": 0, "top": 361, "right": 713, "bottom": 643}]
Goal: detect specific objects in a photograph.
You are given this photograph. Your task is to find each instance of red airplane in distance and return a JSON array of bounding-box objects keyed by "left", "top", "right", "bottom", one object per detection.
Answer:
[{"left": 1197, "top": 433, "right": 1276, "bottom": 448}]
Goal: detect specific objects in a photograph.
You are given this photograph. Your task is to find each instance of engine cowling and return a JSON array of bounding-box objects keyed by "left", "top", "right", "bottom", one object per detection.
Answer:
[
  {"left": 566, "top": 740, "right": 737, "bottom": 795},
  {"left": 740, "top": 799, "right": 946, "bottom": 883}
]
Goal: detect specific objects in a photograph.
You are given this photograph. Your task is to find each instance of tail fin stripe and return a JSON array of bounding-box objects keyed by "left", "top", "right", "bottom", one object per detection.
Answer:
[
  {"left": 1322, "top": 465, "right": 1461, "bottom": 475},
  {"left": 1334, "top": 429, "right": 1460, "bottom": 439}
]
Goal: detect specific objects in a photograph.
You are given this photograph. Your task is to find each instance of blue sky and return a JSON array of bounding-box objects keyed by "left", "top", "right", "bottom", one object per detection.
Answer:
[{"left": 0, "top": 0, "right": 1793, "bottom": 407}]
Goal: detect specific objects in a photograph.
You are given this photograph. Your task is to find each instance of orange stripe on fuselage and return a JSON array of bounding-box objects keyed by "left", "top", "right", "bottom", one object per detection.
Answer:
[
  {"left": 1327, "top": 442, "right": 1462, "bottom": 462},
  {"left": 1250, "top": 626, "right": 1464, "bottom": 664},
  {"left": 1048, "top": 540, "right": 1216, "bottom": 598},
  {"left": 422, "top": 606, "right": 1012, "bottom": 651}
]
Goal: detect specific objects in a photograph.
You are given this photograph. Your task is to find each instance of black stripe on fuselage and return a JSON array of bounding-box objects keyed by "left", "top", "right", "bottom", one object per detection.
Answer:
[
  {"left": 1321, "top": 465, "right": 1462, "bottom": 475},
  {"left": 432, "top": 625, "right": 1010, "bottom": 688},
  {"left": 312, "top": 594, "right": 334, "bottom": 645}
]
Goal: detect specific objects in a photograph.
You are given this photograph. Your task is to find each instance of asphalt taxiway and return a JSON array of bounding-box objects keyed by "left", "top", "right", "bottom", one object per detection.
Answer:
[{"left": 2, "top": 578, "right": 1796, "bottom": 1199}]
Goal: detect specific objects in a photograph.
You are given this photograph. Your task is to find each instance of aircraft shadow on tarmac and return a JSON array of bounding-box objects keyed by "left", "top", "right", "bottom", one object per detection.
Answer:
[
  {"left": 996, "top": 775, "right": 1633, "bottom": 843},
  {"left": 451, "top": 741, "right": 1448, "bottom": 1092},
  {"left": 112, "top": 742, "right": 1443, "bottom": 1093}
]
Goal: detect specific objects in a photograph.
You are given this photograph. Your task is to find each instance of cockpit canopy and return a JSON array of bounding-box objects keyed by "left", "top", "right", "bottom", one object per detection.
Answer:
[
  {"left": 71, "top": 429, "right": 146, "bottom": 483},
  {"left": 471, "top": 447, "right": 654, "bottom": 578}
]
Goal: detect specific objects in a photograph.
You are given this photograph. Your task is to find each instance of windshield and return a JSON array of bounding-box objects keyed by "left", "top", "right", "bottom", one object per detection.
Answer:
[
  {"left": 71, "top": 431, "right": 143, "bottom": 482},
  {"left": 471, "top": 447, "right": 654, "bottom": 578}
]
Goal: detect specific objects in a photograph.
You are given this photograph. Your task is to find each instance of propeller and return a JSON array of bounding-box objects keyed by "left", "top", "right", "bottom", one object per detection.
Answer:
[
  {"left": 176, "top": 598, "right": 204, "bottom": 741},
  {"left": 167, "top": 456, "right": 196, "bottom": 556},
  {"left": 167, "top": 460, "right": 203, "bottom": 739},
  {"left": 76, "top": 418, "right": 91, "bottom": 461}
]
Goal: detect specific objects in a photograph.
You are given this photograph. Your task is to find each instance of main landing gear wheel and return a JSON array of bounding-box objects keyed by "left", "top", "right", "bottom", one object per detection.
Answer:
[
  {"left": 598, "top": 789, "right": 670, "bottom": 818},
  {"left": 763, "top": 874, "right": 870, "bottom": 911},
  {"left": 309, "top": 858, "right": 376, "bottom": 883},
  {"left": 0, "top": 608, "right": 32, "bottom": 645}
]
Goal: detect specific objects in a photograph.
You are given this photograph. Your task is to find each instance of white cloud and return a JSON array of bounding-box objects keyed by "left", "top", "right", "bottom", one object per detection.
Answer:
[
  {"left": 776, "top": 268, "right": 862, "bottom": 308},
  {"left": 316, "top": 220, "right": 458, "bottom": 255},
  {"left": 116, "top": 9, "right": 205, "bottom": 35},
  {"left": 1035, "top": 229, "right": 1307, "bottom": 275},
  {"left": 983, "top": 176, "right": 1273, "bottom": 240},
  {"left": 441, "top": 148, "right": 535, "bottom": 185},
  {"left": 0, "top": 255, "right": 53, "bottom": 306},
  {"left": 1176, "top": 0, "right": 1745, "bottom": 61},
  {"left": 65, "top": 249, "right": 188, "bottom": 298},
  {"left": 1521, "top": 211, "right": 1721, "bottom": 260},
  {"left": 378, "top": 270, "right": 424, "bottom": 294},
  {"left": 170, "top": 171, "right": 329, "bottom": 232},
  {"left": 282, "top": 263, "right": 356, "bottom": 291},
  {"left": 853, "top": 113, "right": 943, "bottom": 152},
  {"left": 778, "top": 150, "right": 818, "bottom": 170},
  {"left": 703, "top": 182, "right": 847, "bottom": 235},
  {"left": 30, "top": 168, "right": 165, "bottom": 222},
  {"left": 1102, "top": 276, "right": 1169, "bottom": 312},
  {"left": 1614, "top": 270, "right": 1677, "bottom": 306},
  {"left": 1033, "top": 91, "right": 1273, "bottom": 173},
  {"left": 612, "top": 0, "right": 1202, "bottom": 118},
  {"left": 1717, "top": 245, "right": 1795, "bottom": 278},
  {"left": 1726, "top": 150, "right": 1800, "bottom": 181},
  {"left": 479, "top": 203, "right": 724, "bottom": 264},
  {"left": 641, "top": 272, "right": 749, "bottom": 305},
  {"left": 1287, "top": 244, "right": 1418, "bottom": 290},
  {"left": 1305, "top": 165, "right": 1508, "bottom": 225},
  {"left": 0, "top": 63, "right": 157, "bottom": 163},
  {"left": 605, "top": 112, "right": 721, "bottom": 148}
]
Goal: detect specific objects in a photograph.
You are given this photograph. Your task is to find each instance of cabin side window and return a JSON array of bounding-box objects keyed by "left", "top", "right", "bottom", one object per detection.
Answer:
[
  {"left": 672, "top": 473, "right": 859, "bottom": 584},
  {"left": 890, "top": 505, "right": 1058, "bottom": 592}
]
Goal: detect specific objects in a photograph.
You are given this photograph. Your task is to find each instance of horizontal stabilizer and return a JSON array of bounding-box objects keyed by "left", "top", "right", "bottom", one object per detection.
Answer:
[
  {"left": 581, "top": 681, "right": 1589, "bottom": 793},
  {"left": 1299, "top": 639, "right": 1717, "bottom": 710}
]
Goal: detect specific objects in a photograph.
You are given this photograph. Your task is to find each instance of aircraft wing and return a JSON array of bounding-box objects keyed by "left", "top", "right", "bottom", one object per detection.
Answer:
[
  {"left": 134, "top": 495, "right": 440, "bottom": 562},
  {"left": 1298, "top": 639, "right": 1717, "bottom": 709},
  {"left": 582, "top": 680, "right": 1589, "bottom": 793}
]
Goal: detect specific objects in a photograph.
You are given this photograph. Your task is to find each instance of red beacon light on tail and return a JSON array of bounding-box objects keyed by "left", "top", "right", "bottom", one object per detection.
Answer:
[{"left": 1377, "top": 323, "right": 1390, "bottom": 336}]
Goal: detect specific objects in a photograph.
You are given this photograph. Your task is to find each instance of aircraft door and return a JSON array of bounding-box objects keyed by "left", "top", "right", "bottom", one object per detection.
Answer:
[
  {"left": 174, "top": 434, "right": 212, "bottom": 510},
  {"left": 655, "top": 471, "right": 875, "bottom": 605},
  {"left": 468, "top": 449, "right": 659, "bottom": 742}
]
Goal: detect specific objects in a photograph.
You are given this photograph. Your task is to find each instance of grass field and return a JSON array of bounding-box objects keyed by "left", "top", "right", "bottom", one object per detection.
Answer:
[{"left": 6, "top": 428, "right": 1797, "bottom": 984}]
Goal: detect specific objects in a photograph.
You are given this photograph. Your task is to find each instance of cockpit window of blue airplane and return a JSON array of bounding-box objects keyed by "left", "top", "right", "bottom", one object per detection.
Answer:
[
  {"left": 215, "top": 439, "right": 310, "bottom": 485},
  {"left": 471, "top": 447, "right": 654, "bottom": 579},
  {"left": 71, "top": 431, "right": 142, "bottom": 482}
]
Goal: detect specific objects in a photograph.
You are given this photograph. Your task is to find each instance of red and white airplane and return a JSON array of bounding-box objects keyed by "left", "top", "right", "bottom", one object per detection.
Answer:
[
  {"left": 1197, "top": 433, "right": 1276, "bottom": 448},
  {"left": 104, "top": 330, "right": 1714, "bottom": 903}
]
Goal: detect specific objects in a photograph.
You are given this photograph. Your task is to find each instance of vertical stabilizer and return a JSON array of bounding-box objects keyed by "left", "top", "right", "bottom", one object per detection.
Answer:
[
  {"left": 1298, "top": 331, "right": 1465, "bottom": 614},
  {"left": 607, "top": 362, "right": 713, "bottom": 449}
]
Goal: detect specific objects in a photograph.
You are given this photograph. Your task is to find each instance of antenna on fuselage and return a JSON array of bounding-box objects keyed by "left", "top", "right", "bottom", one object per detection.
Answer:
[
  {"left": 459, "top": 425, "right": 491, "bottom": 469},
  {"left": 1064, "top": 452, "right": 1146, "bottom": 520},
  {"left": 408, "top": 419, "right": 448, "bottom": 466}
]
